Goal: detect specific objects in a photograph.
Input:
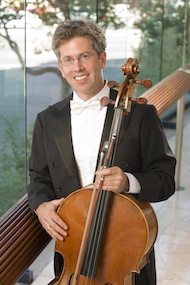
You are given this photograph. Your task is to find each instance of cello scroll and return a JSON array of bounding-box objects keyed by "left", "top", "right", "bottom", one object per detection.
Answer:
[{"left": 102, "top": 58, "right": 152, "bottom": 112}]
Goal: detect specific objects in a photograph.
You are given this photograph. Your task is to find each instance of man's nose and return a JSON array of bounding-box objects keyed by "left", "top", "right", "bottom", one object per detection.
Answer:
[{"left": 73, "top": 58, "right": 83, "bottom": 70}]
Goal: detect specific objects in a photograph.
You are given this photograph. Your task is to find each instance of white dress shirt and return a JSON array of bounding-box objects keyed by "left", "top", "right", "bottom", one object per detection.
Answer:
[{"left": 70, "top": 81, "right": 141, "bottom": 193}]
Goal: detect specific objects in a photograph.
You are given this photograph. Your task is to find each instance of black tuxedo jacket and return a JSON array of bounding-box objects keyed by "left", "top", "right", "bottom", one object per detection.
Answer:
[{"left": 28, "top": 88, "right": 176, "bottom": 285}]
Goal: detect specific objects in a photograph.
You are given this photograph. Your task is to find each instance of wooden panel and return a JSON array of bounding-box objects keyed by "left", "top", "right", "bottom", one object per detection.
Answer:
[
  {"left": 140, "top": 65, "right": 190, "bottom": 115},
  {"left": 0, "top": 194, "right": 51, "bottom": 285}
]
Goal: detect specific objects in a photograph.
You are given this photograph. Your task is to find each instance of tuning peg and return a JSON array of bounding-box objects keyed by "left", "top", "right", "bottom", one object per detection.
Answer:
[
  {"left": 135, "top": 79, "right": 152, "bottom": 89},
  {"left": 107, "top": 81, "right": 121, "bottom": 88},
  {"left": 130, "top": 97, "right": 148, "bottom": 104}
]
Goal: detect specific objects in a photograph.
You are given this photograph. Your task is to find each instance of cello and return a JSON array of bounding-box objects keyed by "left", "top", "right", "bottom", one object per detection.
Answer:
[{"left": 49, "top": 58, "right": 158, "bottom": 285}]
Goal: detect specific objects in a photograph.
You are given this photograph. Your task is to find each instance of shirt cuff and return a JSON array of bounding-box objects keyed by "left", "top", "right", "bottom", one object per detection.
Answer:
[{"left": 123, "top": 172, "right": 141, "bottom": 194}]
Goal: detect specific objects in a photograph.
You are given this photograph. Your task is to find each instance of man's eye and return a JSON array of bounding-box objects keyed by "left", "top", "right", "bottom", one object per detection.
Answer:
[
  {"left": 81, "top": 53, "right": 90, "bottom": 60},
  {"left": 63, "top": 57, "right": 72, "bottom": 64}
]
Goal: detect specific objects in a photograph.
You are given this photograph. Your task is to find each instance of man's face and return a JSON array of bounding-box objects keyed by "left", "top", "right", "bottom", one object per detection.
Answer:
[{"left": 58, "top": 36, "right": 106, "bottom": 100}]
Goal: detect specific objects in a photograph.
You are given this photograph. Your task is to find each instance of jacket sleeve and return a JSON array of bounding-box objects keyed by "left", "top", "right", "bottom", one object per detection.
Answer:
[
  {"left": 114, "top": 102, "right": 176, "bottom": 203},
  {"left": 133, "top": 104, "right": 176, "bottom": 202},
  {"left": 27, "top": 113, "right": 56, "bottom": 211}
]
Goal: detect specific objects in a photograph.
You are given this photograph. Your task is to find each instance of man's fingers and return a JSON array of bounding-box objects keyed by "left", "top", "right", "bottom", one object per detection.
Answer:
[
  {"left": 36, "top": 199, "right": 68, "bottom": 241},
  {"left": 46, "top": 224, "right": 66, "bottom": 241},
  {"left": 53, "top": 197, "right": 65, "bottom": 208}
]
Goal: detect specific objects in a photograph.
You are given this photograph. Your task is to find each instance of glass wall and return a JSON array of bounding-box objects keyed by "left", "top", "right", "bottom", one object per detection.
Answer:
[
  {"left": 0, "top": 0, "right": 190, "bottom": 217},
  {"left": 0, "top": 0, "right": 26, "bottom": 215}
]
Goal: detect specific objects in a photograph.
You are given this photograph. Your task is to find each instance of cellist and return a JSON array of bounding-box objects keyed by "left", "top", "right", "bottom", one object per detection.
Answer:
[{"left": 27, "top": 19, "right": 176, "bottom": 285}]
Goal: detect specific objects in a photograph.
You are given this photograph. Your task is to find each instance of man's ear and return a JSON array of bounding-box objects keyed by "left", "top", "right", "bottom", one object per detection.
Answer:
[
  {"left": 57, "top": 62, "right": 66, "bottom": 78},
  {"left": 101, "top": 51, "right": 107, "bottom": 69}
]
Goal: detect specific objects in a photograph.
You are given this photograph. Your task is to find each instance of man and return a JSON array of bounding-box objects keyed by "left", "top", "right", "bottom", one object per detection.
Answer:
[{"left": 27, "top": 19, "right": 176, "bottom": 285}]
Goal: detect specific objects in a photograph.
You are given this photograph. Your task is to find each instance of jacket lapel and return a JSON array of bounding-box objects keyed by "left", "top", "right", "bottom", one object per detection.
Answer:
[{"left": 50, "top": 96, "right": 81, "bottom": 188}]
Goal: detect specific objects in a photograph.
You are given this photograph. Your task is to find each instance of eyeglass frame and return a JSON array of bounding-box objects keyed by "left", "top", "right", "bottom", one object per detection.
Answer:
[{"left": 59, "top": 52, "right": 97, "bottom": 66}]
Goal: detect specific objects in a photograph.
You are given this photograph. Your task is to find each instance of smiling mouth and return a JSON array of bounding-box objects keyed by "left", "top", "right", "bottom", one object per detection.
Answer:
[{"left": 74, "top": 74, "right": 88, "bottom": 81}]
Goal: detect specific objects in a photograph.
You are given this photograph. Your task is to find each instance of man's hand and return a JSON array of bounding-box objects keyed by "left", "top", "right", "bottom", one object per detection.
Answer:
[
  {"left": 96, "top": 166, "right": 129, "bottom": 194},
  {"left": 35, "top": 198, "right": 68, "bottom": 241}
]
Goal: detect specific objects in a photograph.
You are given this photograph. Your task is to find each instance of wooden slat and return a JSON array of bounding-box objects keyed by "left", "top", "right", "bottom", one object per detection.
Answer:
[
  {"left": 140, "top": 65, "right": 190, "bottom": 115},
  {"left": 0, "top": 194, "right": 51, "bottom": 285}
]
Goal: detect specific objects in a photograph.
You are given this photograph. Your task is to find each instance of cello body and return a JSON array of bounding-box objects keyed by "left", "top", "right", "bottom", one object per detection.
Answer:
[{"left": 52, "top": 187, "right": 158, "bottom": 285}]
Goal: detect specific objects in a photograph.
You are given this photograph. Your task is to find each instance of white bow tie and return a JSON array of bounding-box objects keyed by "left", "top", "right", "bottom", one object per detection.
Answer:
[{"left": 70, "top": 98, "right": 102, "bottom": 115}]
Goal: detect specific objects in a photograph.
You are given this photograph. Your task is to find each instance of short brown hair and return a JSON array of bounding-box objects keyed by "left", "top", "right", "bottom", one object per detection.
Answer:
[{"left": 52, "top": 19, "right": 106, "bottom": 60}]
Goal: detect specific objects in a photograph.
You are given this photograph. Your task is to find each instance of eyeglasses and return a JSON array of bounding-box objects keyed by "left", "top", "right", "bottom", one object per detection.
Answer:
[{"left": 59, "top": 52, "right": 96, "bottom": 66}]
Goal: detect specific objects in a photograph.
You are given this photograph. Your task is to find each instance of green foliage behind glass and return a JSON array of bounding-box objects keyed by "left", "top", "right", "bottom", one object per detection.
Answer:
[
  {"left": 0, "top": 115, "right": 26, "bottom": 216},
  {"left": 132, "top": 1, "right": 190, "bottom": 97}
]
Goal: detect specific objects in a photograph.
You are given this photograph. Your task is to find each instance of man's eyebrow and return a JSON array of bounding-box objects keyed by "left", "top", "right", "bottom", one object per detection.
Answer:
[{"left": 62, "top": 51, "right": 91, "bottom": 58}]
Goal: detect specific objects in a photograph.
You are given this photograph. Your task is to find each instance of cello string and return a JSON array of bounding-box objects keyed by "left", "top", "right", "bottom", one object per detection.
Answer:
[
  {"left": 87, "top": 192, "right": 104, "bottom": 277},
  {"left": 81, "top": 196, "right": 103, "bottom": 285},
  {"left": 84, "top": 197, "right": 103, "bottom": 283},
  {"left": 82, "top": 191, "right": 103, "bottom": 276},
  {"left": 80, "top": 196, "right": 99, "bottom": 275},
  {"left": 80, "top": 152, "right": 108, "bottom": 277},
  {"left": 86, "top": 190, "right": 110, "bottom": 281},
  {"left": 73, "top": 182, "right": 101, "bottom": 284},
  {"left": 81, "top": 190, "right": 104, "bottom": 278}
]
